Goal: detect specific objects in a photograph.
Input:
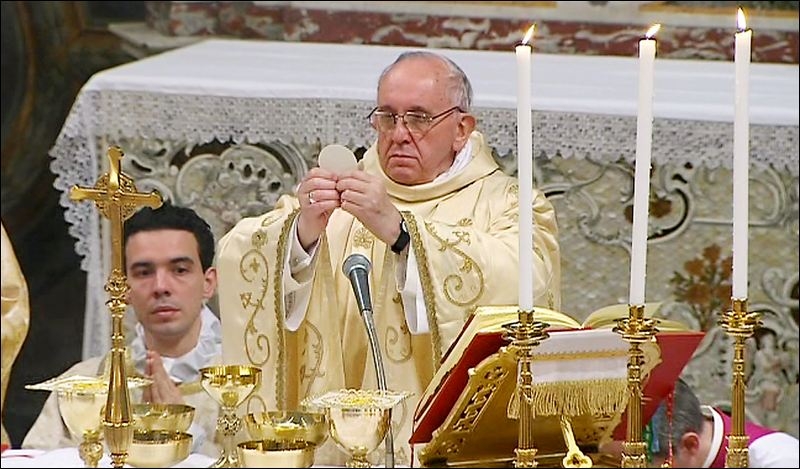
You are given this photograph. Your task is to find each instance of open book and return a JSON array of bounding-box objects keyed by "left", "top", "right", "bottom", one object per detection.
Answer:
[{"left": 411, "top": 304, "right": 704, "bottom": 466}]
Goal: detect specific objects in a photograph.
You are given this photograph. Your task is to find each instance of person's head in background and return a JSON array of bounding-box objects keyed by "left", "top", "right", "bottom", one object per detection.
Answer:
[
  {"left": 370, "top": 51, "right": 477, "bottom": 185},
  {"left": 123, "top": 203, "right": 217, "bottom": 358},
  {"left": 650, "top": 378, "right": 708, "bottom": 467}
]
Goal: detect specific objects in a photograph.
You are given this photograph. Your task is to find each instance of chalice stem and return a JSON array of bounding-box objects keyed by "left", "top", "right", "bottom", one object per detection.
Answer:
[
  {"left": 211, "top": 407, "right": 242, "bottom": 468},
  {"left": 79, "top": 430, "right": 103, "bottom": 468}
]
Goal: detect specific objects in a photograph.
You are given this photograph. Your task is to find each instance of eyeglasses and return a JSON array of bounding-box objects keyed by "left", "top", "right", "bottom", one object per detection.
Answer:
[{"left": 367, "top": 106, "right": 464, "bottom": 136}]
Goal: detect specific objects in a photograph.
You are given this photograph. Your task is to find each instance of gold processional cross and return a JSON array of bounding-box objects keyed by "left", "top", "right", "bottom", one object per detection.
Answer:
[{"left": 70, "top": 146, "right": 162, "bottom": 468}]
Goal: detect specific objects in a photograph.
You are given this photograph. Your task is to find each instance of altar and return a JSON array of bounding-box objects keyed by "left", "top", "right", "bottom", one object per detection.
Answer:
[{"left": 48, "top": 38, "right": 799, "bottom": 438}]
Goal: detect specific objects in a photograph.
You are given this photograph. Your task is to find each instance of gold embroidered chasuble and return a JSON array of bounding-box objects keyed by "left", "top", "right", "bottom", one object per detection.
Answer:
[
  {"left": 216, "top": 131, "right": 561, "bottom": 465},
  {"left": 1, "top": 223, "right": 30, "bottom": 447}
]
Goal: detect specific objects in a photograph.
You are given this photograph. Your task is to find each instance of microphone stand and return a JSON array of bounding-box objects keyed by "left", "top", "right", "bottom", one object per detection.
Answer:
[{"left": 361, "top": 307, "right": 395, "bottom": 468}]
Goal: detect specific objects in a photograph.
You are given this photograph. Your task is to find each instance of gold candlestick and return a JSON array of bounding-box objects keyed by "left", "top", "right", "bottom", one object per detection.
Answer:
[
  {"left": 719, "top": 297, "right": 760, "bottom": 468},
  {"left": 614, "top": 304, "right": 658, "bottom": 468},
  {"left": 70, "top": 146, "right": 162, "bottom": 468},
  {"left": 503, "top": 309, "right": 550, "bottom": 468}
]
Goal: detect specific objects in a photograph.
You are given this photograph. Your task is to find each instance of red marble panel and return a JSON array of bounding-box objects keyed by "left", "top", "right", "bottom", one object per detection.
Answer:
[{"left": 143, "top": 2, "right": 799, "bottom": 64}]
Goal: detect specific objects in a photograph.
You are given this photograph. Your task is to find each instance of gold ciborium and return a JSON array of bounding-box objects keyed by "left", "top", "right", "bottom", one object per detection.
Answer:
[
  {"left": 132, "top": 403, "right": 195, "bottom": 433},
  {"left": 127, "top": 430, "right": 193, "bottom": 468},
  {"left": 57, "top": 382, "right": 107, "bottom": 468},
  {"left": 308, "top": 389, "right": 408, "bottom": 468},
  {"left": 237, "top": 440, "right": 316, "bottom": 468},
  {"left": 245, "top": 411, "right": 328, "bottom": 447},
  {"left": 200, "top": 365, "right": 262, "bottom": 468}
]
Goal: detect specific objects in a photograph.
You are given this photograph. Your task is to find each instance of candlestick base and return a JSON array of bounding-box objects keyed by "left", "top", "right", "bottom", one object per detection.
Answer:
[
  {"left": 718, "top": 297, "right": 760, "bottom": 469},
  {"left": 503, "top": 308, "right": 550, "bottom": 469},
  {"left": 613, "top": 304, "right": 658, "bottom": 469}
]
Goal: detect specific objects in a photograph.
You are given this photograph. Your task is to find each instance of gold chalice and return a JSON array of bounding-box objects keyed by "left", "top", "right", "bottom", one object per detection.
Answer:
[
  {"left": 308, "top": 389, "right": 408, "bottom": 468},
  {"left": 200, "top": 365, "right": 262, "bottom": 468},
  {"left": 26, "top": 375, "right": 153, "bottom": 468},
  {"left": 57, "top": 381, "right": 107, "bottom": 468}
]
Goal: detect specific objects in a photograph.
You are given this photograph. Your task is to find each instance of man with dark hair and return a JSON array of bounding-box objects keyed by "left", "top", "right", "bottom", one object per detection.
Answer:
[
  {"left": 646, "top": 378, "right": 798, "bottom": 467},
  {"left": 23, "top": 204, "right": 222, "bottom": 456}
]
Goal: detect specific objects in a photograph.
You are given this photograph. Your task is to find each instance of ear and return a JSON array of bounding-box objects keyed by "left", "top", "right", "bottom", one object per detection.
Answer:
[
  {"left": 678, "top": 431, "right": 703, "bottom": 464},
  {"left": 453, "top": 112, "right": 476, "bottom": 152},
  {"left": 203, "top": 266, "right": 218, "bottom": 300}
]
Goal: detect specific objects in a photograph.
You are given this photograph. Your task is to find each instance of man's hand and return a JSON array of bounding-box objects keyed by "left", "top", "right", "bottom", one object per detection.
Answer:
[
  {"left": 296, "top": 168, "right": 340, "bottom": 250},
  {"left": 142, "top": 350, "right": 184, "bottom": 405},
  {"left": 336, "top": 170, "right": 402, "bottom": 245}
]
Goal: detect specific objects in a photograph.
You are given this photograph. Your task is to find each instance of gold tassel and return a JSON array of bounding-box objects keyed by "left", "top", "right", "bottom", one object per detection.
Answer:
[{"left": 531, "top": 379, "right": 628, "bottom": 417}]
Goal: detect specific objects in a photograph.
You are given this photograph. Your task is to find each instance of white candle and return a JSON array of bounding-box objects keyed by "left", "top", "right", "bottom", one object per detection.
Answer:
[
  {"left": 516, "top": 25, "right": 535, "bottom": 311},
  {"left": 629, "top": 24, "right": 660, "bottom": 306},
  {"left": 733, "top": 8, "right": 751, "bottom": 299}
]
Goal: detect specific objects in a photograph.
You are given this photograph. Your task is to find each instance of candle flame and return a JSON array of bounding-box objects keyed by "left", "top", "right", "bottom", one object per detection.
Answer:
[
  {"left": 737, "top": 8, "right": 747, "bottom": 31},
  {"left": 645, "top": 24, "right": 661, "bottom": 39},
  {"left": 522, "top": 24, "right": 535, "bottom": 45}
]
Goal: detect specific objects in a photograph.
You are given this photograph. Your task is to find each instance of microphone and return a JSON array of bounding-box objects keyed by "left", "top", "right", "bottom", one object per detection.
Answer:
[
  {"left": 342, "top": 253, "right": 373, "bottom": 314},
  {"left": 341, "top": 253, "right": 395, "bottom": 468}
]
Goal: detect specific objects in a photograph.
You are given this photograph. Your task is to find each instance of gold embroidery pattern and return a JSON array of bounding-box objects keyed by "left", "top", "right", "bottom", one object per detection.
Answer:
[
  {"left": 299, "top": 321, "right": 325, "bottom": 397},
  {"left": 244, "top": 394, "right": 267, "bottom": 415},
  {"left": 389, "top": 401, "right": 411, "bottom": 465},
  {"left": 260, "top": 211, "right": 284, "bottom": 229},
  {"left": 353, "top": 226, "right": 374, "bottom": 249},
  {"left": 251, "top": 230, "right": 267, "bottom": 249},
  {"left": 240, "top": 248, "right": 270, "bottom": 367},
  {"left": 425, "top": 220, "right": 485, "bottom": 307},
  {"left": 403, "top": 213, "right": 443, "bottom": 365},
  {"left": 509, "top": 183, "right": 520, "bottom": 223},
  {"left": 385, "top": 320, "right": 412, "bottom": 363},
  {"left": 270, "top": 208, "right": 300, "bottom": 408}
]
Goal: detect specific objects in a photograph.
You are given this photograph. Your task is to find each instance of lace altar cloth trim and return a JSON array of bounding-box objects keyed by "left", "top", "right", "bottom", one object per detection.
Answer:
[{"left": 48, "top": 90, "right": 799, "bottom": 358}]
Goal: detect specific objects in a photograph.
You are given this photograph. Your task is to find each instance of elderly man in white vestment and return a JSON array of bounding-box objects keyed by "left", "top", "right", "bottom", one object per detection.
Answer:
[
  {"left": 1, "top": 222, "right": 30, "bottom": 449},
  {"left": 23, "top": 204, "right": 222, "bottom": 456},
  {"left": 217, "top": 50, "right": 561, "bottom": 465}
]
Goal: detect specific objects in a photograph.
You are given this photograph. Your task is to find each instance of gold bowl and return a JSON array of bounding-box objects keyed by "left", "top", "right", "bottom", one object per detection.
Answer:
[
  {"left": 237, "top": 440, "right": 315, "bottom": 468},
  {"left": 132, "top": 403, "right": 195, "bottom": 433},
  {"left": 328, "top": 407, "right": 390, "bottom": 466},
  {"left": 245, "top": 411, "right": 328, "bottom": 447},
  {"left": 126, "top": 430, "right": 192, "bottom": 468},
  {"left": 56, "top": 386, "right": 107, "bottom": 440}
]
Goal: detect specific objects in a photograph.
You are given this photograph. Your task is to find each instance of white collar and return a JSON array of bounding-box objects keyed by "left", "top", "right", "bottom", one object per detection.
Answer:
[
  {"left": 701, "top": 405, "right": 723, "bottom": 468},
  {"left": 433, "top": 139, "right": 473, "bottom": 183},
  {"left": 130, "top": 306, "right": 222, "bottom": 383}
]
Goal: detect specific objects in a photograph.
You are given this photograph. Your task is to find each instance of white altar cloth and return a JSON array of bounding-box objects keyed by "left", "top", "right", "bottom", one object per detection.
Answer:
[
  {"left": 47, "top": 39, "right": 798, "bottom": 359},
  {"left": 0, "top": 447, "right": 404, "bottom": 468},
  {"left": 0, "top": 448, "right": 214, "bottom": 468}
]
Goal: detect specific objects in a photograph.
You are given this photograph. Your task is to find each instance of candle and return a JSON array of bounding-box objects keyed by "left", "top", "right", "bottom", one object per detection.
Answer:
[
  {"left": 629, "top": 24, "right": 660, "bottom": 306},
  {"left": 733, "top": 8, "right": 751, "bottom": 299},
  {"left": 516, "top": 25, "right": 535, "bottom": 311}
]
